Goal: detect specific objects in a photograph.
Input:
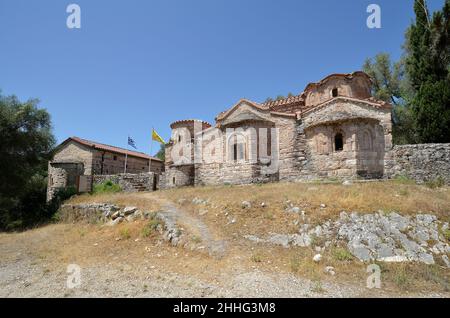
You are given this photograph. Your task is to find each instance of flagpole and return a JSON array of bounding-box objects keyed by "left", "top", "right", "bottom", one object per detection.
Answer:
[
  {"left": 124, "top": 136, "right": 129, "bottom": 174},
  {"left": 149, "top": 128, "right": 153, "bottom": 174}
]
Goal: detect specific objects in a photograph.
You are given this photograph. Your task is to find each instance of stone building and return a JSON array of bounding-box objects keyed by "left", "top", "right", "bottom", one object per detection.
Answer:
[
  {"left": 47, "top": 137, "right": 163, "bottom": 201},
  {"left": 164, "top": 71, "right": 395, "bottom": 187}
]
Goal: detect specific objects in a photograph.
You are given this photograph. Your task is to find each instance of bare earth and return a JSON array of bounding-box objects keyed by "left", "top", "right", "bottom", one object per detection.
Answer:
[{"left": 1, "top": 182, "right": 449, "bottom": 298}]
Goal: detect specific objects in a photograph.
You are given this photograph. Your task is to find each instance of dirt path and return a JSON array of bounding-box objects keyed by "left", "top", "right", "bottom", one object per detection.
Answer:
[
  {"left": 2, "top": 224, "right": 448, "bottom": 298},
  {"left": 150, "top": 195, "right": 227, "bottom": 258},
  {"left": 2, "top": 188, "right": 449, "bottom": 298}
]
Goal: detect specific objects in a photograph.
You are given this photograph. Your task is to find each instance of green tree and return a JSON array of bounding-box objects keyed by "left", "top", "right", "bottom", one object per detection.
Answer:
[
  {"left": 155, "top": 143, "right": 165, "bottom": 161},
  {"left": 0, "top": 92, "right": 55, "bottom": 230},
  {"left": 365, "top": 0, "right": 450, "bottom": 144},
  {"left": 407, "top": 0, "right": 450, "bottom": 143},
  {"left": 363, "top": 53, "right": 404, "bottom": 105},
  {"left": 363, "top": 53, "right": 416, "bottom": 144}
]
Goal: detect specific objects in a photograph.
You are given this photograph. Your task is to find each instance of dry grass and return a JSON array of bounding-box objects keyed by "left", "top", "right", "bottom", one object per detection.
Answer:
[
  {"left": 67, "top": 191, "right": 162, "bottom": 212},
  {"left": 160, "top": 181, "right": 450, "bottom": 237},
  {"left": 3, "top": 180, "right": 447, "bottom": 296}
]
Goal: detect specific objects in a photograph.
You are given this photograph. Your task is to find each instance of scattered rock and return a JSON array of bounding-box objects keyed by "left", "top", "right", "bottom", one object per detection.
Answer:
[
  {"left": 319, "top": 204, "right": 326, "bottom": 209},
  {"left": 442, "top": 255, "right": 450, "bottom": 268},
  {"left": 313, "top": 254, "right": 322, "bottom": 263},
  {"left": 107, "top": 217, "right": 124, "bottom": 226},
  {"left": 291, "top": 233, "right": 312, "bottom": 247},
  {"left": 241, "top": 201, "right": 252, "bottom": 209},
  {"left": 342, "top": 180, "right": 353, "bottom": 186},
  {"left": 123, "top": 207, "right": 137, "bottom": 216},
  {"left": 192, "top": 197, "right": 208, "bottom": 205},
  {"left": 261, "top": 202, "right": 266, "bottom": 208},
  {"left": 245, "top": 211, "right": 448, "bottom": 266},
  {"left": 267, "top": 234, "right": 290, "bottom": 248},
  {"left": 324, "top": 266, "right": 336, "bottom": 276},
  {"left": 126, "top": 215, "right": 136, "bottom": 222},
  {"left": 133, "top": 209, "right": 141, "bottom": 217},
  {"left": 291, "top": 207, "right": 300, "bottom": 214},
  {"left": 111, "top": 211, "right": 121, "bottom": 220}
]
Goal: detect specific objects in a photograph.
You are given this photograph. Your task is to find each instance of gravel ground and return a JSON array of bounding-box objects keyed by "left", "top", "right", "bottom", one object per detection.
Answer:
[
  {"left": 1, "top": 243, "right": 447, "bottom": 298},
  {"left": 0, "top": 255, "right": 364, "bottom": 298},
  {"left": 1, "top": 194, "right": 448, "bottom": 298}
]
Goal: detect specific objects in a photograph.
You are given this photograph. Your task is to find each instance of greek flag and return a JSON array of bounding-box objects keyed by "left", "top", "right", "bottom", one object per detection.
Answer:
[{"left": 128, "top": 136, "right": 137, "bottom": 149}]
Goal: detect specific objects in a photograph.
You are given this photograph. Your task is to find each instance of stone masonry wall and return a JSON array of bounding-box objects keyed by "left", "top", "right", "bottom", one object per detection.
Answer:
[
  {"left": 164, "top": 165, "right": 195, "bottom": 188},
  {"left": 388, "top": 144, "right": 450, "bottom": 184},
  {"left": 93, "top": 173, "right": 157, "bottom": 192},
  {"left": 51, "top": 141, "right": 94, "bottom": 174},
  {"left": 91, "top": 149, "right": 163, "bottom": 175}
]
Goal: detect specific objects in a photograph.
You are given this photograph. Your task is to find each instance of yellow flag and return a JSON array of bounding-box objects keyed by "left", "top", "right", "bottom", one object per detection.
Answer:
[{"left": 152, "top": 129, "right": 165, "bottom": 144}]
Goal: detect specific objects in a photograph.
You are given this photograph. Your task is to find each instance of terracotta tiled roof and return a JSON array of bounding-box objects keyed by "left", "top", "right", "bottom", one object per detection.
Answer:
[
  {"left": 204, "top": 71, "right": 382, "bottom": 125},
  {"left": 63, "top": 137, "right": 162, "bottom": 162},
  {"left": 297, "top": 96, "right": 392, "bottom": 118},
  {"left": 216, "top": 99, "right": 269, "bottom": 121},
  {"left": 262, "top": 94, "right": 304, "bottom": 108},
  {"left": 262, "top": 94, "right": 305, "bottom": 114},
  {"left": 302, "top": 71, "right": 371, "bottom": 96}
]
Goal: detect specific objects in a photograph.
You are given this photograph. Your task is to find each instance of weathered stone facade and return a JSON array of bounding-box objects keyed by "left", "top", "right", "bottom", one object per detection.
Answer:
[
  {"left": 387, "top": 144, "right": 450, "bottom": 183},
  {"left": 164, "top": 72, "right": 399, "bottom": 186},
  {"left": 93, "top": 172, "right": 159, "bottom": 192},
  {"left": 47, "top": 137, "right": 163, "bottom": 201}
]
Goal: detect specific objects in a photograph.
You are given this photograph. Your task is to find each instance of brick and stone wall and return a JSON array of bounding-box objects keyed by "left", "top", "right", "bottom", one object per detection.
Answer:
[
  {"left": 92, "top": 150, "right": 163, "bottom": 175},
  {"left": 164, "top": 165, "right": 195, "bottom": 188},
  {"left": 50, "top": 140, "right": 94, "bottom": 174},
  {"left": 298, "top": 99, "right": 392, "bottom": 180},
  {"left": 387, "top": 144, "right": 450, "bottom": 184},
  {"left": 93, "top": 173, "right": 158, "bottom": 192},
  {"left": 304, "top": 73, "right": 371, "bottom": 107},
  {"left": 47, "top": 162, "right": 86, "bottom": 201},
  {"left": 161, "top": 72, "right": 449, "bottom": 188},
  {"left": 47, "top": 139, "right": 164, "bottom": 200}
]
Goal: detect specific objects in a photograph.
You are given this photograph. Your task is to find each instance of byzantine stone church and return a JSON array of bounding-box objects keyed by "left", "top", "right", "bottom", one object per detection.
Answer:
[{"left": 164, "top": 71, "right": 393, "bottom": 187}]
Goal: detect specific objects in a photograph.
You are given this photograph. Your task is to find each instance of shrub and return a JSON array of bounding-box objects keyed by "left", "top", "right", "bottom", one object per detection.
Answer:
[
  {"left": 119, "top": 227, "right": 131, "bottom": 240},
  {"left": 393, "top": 175, "right": 415, "bottom": 184},
  {"left": 290, "top": 256, "right": 300, "bottom": 272},
  {"left": 442, "top": 229, "right": 450, "bottom": 242},
  {"left": 393, "top": 265, "right": 411, "bottom": 290},
  {"left": 141, "top": 214, "right": 163, "bottom": 238},
  {"left": 93, "top": 180, "right": 121, "bottom": 194},
  {"left": 332, "top": 247, "right": 354, "bottom": 262},
  {"left": 251, "top": 253, "right": 263, "bottom": 263},
  {"left": 311, "top": 280, "right": 325, "bottom": 293},
  {"left": 425, "top": 177, "right": 446, "bottom": 189}
]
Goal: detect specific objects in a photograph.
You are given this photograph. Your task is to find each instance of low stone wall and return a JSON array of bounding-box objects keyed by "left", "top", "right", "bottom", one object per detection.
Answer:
[
  {"left": 93, "top": 173, "right": 156, "bottom": 192},
  {"left": 58, "top": 203, "right": 120, "bottom": 224},
  {"left": 388, "top": 143, "right": 450, "bottom": 184}
]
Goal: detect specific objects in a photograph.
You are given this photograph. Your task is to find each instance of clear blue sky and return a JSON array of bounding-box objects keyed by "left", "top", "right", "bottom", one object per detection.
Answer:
[{"left": 0, "top": 0, "right": 445, "bottom": 155}]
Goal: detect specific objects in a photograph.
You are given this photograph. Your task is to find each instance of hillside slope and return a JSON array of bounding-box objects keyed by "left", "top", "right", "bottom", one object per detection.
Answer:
[{"left": 1, "top": 180, "right": 449, "bottom": 297}]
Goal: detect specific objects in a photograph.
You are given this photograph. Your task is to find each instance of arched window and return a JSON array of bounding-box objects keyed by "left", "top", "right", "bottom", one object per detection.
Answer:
[
  {"left": 228, "top": 132, "right": 247, "bottom": 162},
  {"left": 362, "top": 130, "right": 373, "bottom": 151},
  {"left": 172, "top": 177, "right": 176, "bottom": 185},
  {"left": 332, "top": 88, "right": 338, "bottom": 98},
  {"left": 233, "top": 143, "right": 245, "bottom": 161},
  {"left": 334, "top": 133, "right": 344, "bottom": 152}
]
